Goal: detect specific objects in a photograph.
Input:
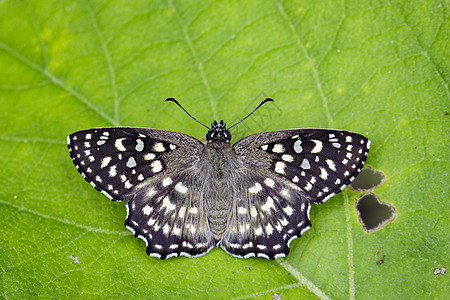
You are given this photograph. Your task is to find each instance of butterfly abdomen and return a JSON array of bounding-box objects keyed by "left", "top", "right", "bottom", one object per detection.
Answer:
[{"left": 200, "top": 140, "right": 239, "bottom": 241}]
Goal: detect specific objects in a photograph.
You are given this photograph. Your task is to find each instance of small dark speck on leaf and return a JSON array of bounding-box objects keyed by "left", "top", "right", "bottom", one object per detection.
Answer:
[
  {"left": 272, "top": 293, "right": 282, "bottom": 300},
  {"left": 248, "top": 267, "right": 252, "bottom": 271},
  {"left": 445, "top": 112, "right": 448, "bottom": 115},
  {"left": 433, "top": 267, "right": 446, "bottom": 275},
  {"left": 69, "top": 255, "right": 79, "bottom": 264},
  {"left": 377, "top": 255, "right": 386, "bottom": 265}
]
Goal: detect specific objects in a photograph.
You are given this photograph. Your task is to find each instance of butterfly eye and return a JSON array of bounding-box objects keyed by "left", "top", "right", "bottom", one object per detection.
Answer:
[
  {"left": 224, "top": 131, "right": 231, "bottom": 141},
  {"left": 206, "top": 130, "right": 214, "bottom": 142}
]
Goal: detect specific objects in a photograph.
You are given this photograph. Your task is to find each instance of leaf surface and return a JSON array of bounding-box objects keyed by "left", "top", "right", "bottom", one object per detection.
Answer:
[{"left": 0, "top": 0, "right": 448, "bottom": 298}]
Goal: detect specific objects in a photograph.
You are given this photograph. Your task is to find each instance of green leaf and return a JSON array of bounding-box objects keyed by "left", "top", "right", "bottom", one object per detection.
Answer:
[{"left": 0, "top": 0, "right": 448, "bottom": 298}]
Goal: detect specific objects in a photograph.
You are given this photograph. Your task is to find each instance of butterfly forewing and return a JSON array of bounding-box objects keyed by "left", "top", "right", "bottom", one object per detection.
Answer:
[
  {"left": 234, "top": 129, "right": 370, "bottom": 204},
  {"left": 68, "top": 127, "right": 203, "bottom": 201}
]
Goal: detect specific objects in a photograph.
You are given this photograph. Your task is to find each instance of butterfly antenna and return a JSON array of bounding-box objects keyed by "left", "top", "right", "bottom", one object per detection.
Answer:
[
  {"left": 227, "top": 98, "right": 274, "bottom": 130},
  {"left": 166, "top": 98, "right": 211, "bottom": 130}
]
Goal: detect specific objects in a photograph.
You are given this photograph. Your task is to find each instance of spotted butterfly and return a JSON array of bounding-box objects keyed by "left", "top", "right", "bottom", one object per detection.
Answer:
[{"left": 67, "top": 98, "right": 370, "bottom": 259}]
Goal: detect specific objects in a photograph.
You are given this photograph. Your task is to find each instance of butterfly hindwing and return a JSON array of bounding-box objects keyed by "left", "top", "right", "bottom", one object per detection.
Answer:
[
  {"left": 220, "top": 170, "right": 311, "bottom": 259},
  {"left": 125, "top": 171, "right": 215, "bottom": 259},
  {"left": 234, "top": 129, "right": 370, "bottom": 204}
]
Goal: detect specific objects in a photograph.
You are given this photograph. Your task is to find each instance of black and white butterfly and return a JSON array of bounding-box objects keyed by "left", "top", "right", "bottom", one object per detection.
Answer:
[{"left": 67, "top": 98, "right": 370, "bottom": 259}]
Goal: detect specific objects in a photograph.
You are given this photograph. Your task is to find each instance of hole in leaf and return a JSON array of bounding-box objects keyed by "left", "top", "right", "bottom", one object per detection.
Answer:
[
  {"left": 355, "top": 193, "right": 396, "bottom": 232},
  {"left": 350, "top": 167, "right": 385, "bottom": 191}
]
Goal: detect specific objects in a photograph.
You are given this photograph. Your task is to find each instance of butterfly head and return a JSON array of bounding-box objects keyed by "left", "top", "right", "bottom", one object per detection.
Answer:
[
  {"left": 166, "top": 97, "right": 274, "bottom": 144},
  {"left": 206, "top": 120, "right": 231, "bottom": 142}
]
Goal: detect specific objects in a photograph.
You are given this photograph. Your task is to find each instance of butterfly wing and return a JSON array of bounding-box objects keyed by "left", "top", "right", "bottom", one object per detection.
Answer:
[
  {"left": 234, "top": 129, "right": 370, "bottom": 203},
  {"left": 219, "top": 129, "right": 370, "bottom": 258},
  {"left": 68, "top": 127, "right": 215, "bottom": 258},
  {"left": 219, "top": 170, "right": 312, "bottom": 259}
]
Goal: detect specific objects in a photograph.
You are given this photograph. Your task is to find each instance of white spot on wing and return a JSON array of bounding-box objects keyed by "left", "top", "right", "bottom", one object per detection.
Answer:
[
  {"left": 124, "top": 181, "right": 133, "bottom": 189},
  {"left": 162, "top": 177, "right": 173, "bottom": 187},
  {"left": 142, "top": 205, "right": 152, "bottom": 215},
  {"left": 248, "top": 182, "right": 262, "bottom": 194},
  {"left": 264, "top": 178, "right": 275, "bottom": 188},
  {"left": 275, "top": 161, "right": 286, "bottom": 174},
  {"left": 135, "top": 139, "right": 144, "bottom": 151},
  {"left": 300, "top": 158, "right": 311, "bottom": 169},
  {"left": 101, "top": 156, "right": 111, "bottom": 168},
  {"left": 151, "top": 160, "right": 162, "bottom": 173},
  {"left": 250, "top": 206, "right": 257, "bottom": 218},
  {"left": 178, "top": 206, "right": 186, "bottom": 218},
  {"left": 115, "top": 138, "right": 126, "bottom": 151},
  {"left": 254, "top": 226, "right": 263, "bottom": 236},
  {"left": 175, "top": 182, "right": 188, "bottom": 193},
  {"left": 283, "top": 205, "right": 293, "bottom": 216},
  {"left": 272, "top": 144, "right": 285, "bottom": 153},
  {"left": 311, "top": 139, "right": 323, "bottom": 153},
  {"left": 238, "top": 207, "right": 247, "bottom": 215},
  {"left": 126, "top": 156, "right": 137, "bottom": 168},
  {"left": 144, "top": 153, "right": 156, "bottom": 160},
  {"left": 261, "top": 196, "right": 275, "bottom": 211},
  {"left": 319, "top": 167, "right": 328, "bottom": 180},
  {"left": 294, "top": 139, "right": 303, "bottom": 153},
  {"left": 162, "top": 196, "right": 176, "bottom": 211},
  {"left": 162, "top": 224, "right": 170, "bottom": 236},
  {"left": 153, "top": 142, "right": 165, "bottom": 152},
  {"left": 304, "top": 182, "right": 312, "bottom": 191},
  {"left": 266, "top": 223, "right": 275, "bottom": 236},
  {"left": 326, "top": 159, "right": 336, "bottom": 171},
  {"left": 281, "top": 154, "right": 294, "bottom": 162},
  {"left": 146, "top": 188, "right": 157, "bottom": 197},
  {"left": 109, "top": 165, "right": 117, "bottom": 177}
]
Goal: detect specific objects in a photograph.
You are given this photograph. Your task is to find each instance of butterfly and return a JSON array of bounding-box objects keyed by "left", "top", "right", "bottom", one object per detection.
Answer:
[{"left": 67, "top": 98, "right": 370, "bottom": 259}]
